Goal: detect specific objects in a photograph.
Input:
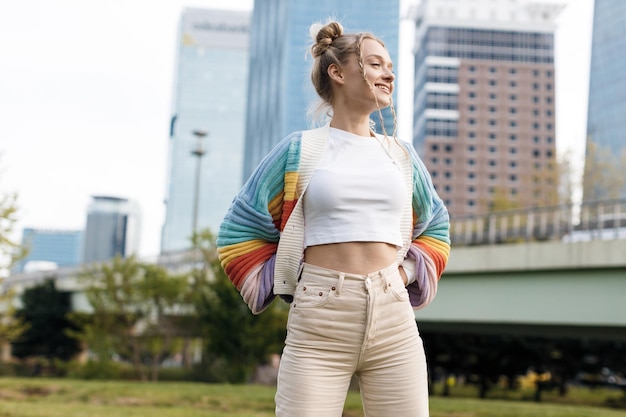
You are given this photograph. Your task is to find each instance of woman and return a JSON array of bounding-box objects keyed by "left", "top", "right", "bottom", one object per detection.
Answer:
[{"left": 217, "top": 20, "right": 450, "bottom": 417}]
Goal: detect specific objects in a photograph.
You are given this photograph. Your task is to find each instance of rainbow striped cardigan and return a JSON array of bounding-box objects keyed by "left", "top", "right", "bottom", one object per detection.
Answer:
[{"left": 217, "top": 125, "right": 450, "bottom": 314}]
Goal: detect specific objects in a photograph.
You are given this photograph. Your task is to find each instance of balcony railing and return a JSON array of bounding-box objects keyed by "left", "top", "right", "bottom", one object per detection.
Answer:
[{"left": 450, "top": 198, "right": 626, "bottom": 247}]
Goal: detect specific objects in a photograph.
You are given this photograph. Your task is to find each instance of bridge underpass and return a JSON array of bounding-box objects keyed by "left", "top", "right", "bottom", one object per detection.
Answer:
[{"left": 415, "top": 239, "right": 626, "bottom": 340}]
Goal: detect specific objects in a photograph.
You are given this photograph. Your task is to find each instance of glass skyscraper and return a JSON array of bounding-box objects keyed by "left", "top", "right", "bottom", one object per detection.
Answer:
[
  {"left": 243, "top": 0, "right": 400, "bottom": 179},
  {"left": 585, "top": 0, "right": 626, "bottom": 199},
  {"left": 83, "top": 196, "right": 141, "bottom": 264},
  {"left": 161, "top": 9, "right": 250, "bottom": 253},
  {"left": 411, "top": 0, "right": 563, "bottom": 216},
  {"left": 14, "top": 228, "right": 82, "bottom": 273}
]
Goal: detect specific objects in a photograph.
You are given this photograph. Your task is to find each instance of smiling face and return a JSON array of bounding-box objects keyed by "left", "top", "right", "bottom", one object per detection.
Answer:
[{"left": 333, "top": 38, "right": 395, "bottom": 114}]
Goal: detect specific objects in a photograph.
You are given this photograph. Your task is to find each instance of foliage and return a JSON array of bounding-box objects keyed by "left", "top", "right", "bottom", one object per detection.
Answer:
[
  {"left": 0, "top": 167, "right": 28, "bottom": 348},
  {"left": 12, "top": 279, "right": 82, "bottom": 367},
  {"left": 190, "top": 229, "right": 288, "bottom": 383},
  {"left": 582, "top": 140, "right": 626, "bottom": 202},
  {"left": 424, "top": 330, "right": 626, "bottom": 403},
  {"left": 75, "top": 256, "right": 192, "bottom": 381}
]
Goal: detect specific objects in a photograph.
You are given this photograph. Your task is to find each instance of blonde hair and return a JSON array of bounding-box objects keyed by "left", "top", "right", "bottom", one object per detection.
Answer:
[{"left": 308, "top": 20, "right": 398, "bottom": 142}]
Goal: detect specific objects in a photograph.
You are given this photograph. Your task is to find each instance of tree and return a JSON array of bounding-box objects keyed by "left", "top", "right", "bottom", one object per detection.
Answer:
[
  {"left": 76, "top": 256, "right": 191, "bottom": 381},
  {"left": 582, "top": 139, "right": 626, "bottom": 202},
  {"left": 0, "top": 167, "right": 28, "bottom": 358},
  {"left": 12, "top": 279, "right": 82, "bottom": 370},
  {"left": 191, "top": 229, "right": 288, "bottom": 383}
]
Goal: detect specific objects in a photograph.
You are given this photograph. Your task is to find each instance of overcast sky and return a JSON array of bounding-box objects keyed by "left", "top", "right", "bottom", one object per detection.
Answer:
[{"left": 0, "top": 0, "right": 594, "bottom": 257}]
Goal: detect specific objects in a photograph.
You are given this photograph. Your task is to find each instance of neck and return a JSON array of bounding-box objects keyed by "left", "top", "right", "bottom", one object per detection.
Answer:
[{"left": 329, "top": 112, "right": 374, "bottom": 137}]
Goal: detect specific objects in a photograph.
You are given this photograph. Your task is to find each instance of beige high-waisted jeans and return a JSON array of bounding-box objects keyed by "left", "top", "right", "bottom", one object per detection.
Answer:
[{"left": 275, "top": 262, "right": 429, "bottom": 417}]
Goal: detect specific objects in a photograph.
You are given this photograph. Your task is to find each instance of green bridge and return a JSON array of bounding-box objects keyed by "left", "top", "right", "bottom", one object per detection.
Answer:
[{"left": 417, "top": 239, "right": 626, "bottom": 341}]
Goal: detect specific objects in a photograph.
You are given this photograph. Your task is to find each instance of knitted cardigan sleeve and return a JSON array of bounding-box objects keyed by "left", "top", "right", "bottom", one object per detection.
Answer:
[
  {"left": 403, "top": 143, "right": 451, "bottom": 310},
  {"left": 216, "top": 132, "right": 302, "bottom": 314}
]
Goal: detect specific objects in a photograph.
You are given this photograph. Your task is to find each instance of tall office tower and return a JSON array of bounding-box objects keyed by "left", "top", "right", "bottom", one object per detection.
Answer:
[
  {"left": 412, "top": 0, "right": 563, "bottom": 216},
  {"left": 13, "top": 228, "right": 82, "bottom": 273},
  {"left": 585, "top": 0, "right": 626, "bottom": 200},
  {"left": 82, "top": 196, "right": 141, "bottom": 264},
  {"left": 243, "top": 0, "right": 400, "bottom": 179},
  {"left": 161, "top": 9, "right": 250, "bottom": 253}
]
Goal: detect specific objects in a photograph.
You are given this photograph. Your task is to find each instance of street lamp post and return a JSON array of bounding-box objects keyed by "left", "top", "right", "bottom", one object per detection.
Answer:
[{"left": 191, "top": 129, "right": 208, "bottom": 238}]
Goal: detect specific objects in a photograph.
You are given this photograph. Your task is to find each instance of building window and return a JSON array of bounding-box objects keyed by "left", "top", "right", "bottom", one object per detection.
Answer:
[
  {"left": 468, "top": 145, "right": 476, "bottom": 152},
  {"left": 533, "top": 109, "right": 540, "bottom": 116},
  {"left": 509, "top": 174, "right": 518, "bottom": 181},
  {"left": 468, "top": 132, "right": 476, "bottom": 138},
  {"left": 509, "top": 94, "right": 517, "bottom": 101},
  {"left": 509, "top": 81, "right": 517, "bottom": 87},
  {"left": 533, "top": 122, "right": 540, "bottom": 129},
  {"left": 509, "top": 147, "right": 517, "bottom": 154},
  {"left": 489, "top": 160, "right": 497, "bottom": 166},
  {"left": 546, "top": 110, "right": 553, "bottom": 117},
  {"left": 431, "top": 157, "right": 438, "bottom": 164},
  {"left": 533, "top": 136, "right": 540, "bottom": 143},
  {"left": 509, "top": 134, "right": 517, "bottom": 141},
  {"left": 510, "top": 161, "right": 517, "bottom": 168},
  {"left": 510, "top": 120, "right": 517, "bottom": 127},
  {"left": 445, "top": 145, "right": 453, "bottom": 152},
  {"left": 489, "top": 146, "right": 497, "bottom": 153},
  {"left": 445, "top": 171, "right": 452, "bottom": 178},
  {"left": 546, "top": 97, "right": 553, "bottom": 104},
  {"left": 468, "top": 186, "right": 476, "bottom": 193},
  {"left": 533, "top": 96, "right": 540, "bottom": 103},
  {"left": 489, "top": 120, "right": 497, "bottom": 126},
  {"left": 468, "top": 118, "right": 476, "bottom": 125},
  {"left": 431, "top": 144, "right": 440, "bottom": 151},
  {"left": 489, "top": 67, "right": 497, "bottom": 73},
  {"left": 546, "top": 136, "right": 553, "bottom": 143},
  {"left": 489, "top": 80, "right": 497, "bottom": 86},
  {"left": 546, "top": 70, "right": 552, "bottom": 77},
  {"left": 509, "top": 107, "right": 517, "bottom": 114},
  {"left": 533, "top": 83, "right": 539, "bottom": 90},
  {"left": 468, "top": 159, "right": 476, "bottom": 165},
  {"left": 469, "top": 92, "right": 476, "bottom": 98},
  {"left": 444, "top": 185, "right": 451, "bottom": 192},
  {"left": 489, "top": 173, "right": 497, "bottom": 180},
  {"left": 509, "top": 68, "right": 517, "bottom": 74},
  {"left": 468, "top": 172, "right": 475, "bottom": 179},
  {"left": 469, "top": 105, "right": 476, "bottom": 111},
  {"left": 469, "top": 79, "right": 476, "bottom": 85},
  {"left": 445, "top": 158, "right": 452, "bottom": 165},
  {"left": 467, "top": 200, "right": 475, "bottom": 207},
  {"left": 469, "top": 65, "right": 476, "bottom": 72},
  {"left": 489, "top": 133, "right": 497, "bottom": 140},
  {"left": 489, "top": 106, "right": 497, "bottom": 113},
  {"left": 533, "top": 150, "right": 540, "bottom": 157},
  {"left": 489, "top": 93, "right": 497, "bottom": 100},
  {"left": 546, "top": 83, "right": 552, "bottom": 90},
  {"left": 546, "top": 123, "right": 552, "bottom": 130}
]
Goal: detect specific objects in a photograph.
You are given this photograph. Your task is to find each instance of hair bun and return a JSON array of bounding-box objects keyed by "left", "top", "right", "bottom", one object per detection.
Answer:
[{"left": 310, "top": 21, "right": 343, "bottom": 57}]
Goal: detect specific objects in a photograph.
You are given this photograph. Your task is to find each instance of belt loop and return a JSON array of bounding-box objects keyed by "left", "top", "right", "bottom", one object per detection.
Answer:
[{"left": 335, "top": 272, "right": 345, "bottom": 296}]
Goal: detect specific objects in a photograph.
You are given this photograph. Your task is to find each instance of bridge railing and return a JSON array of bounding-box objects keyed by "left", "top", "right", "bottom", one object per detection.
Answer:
[{"left": 450, "top": 198, "right": 626, "bottom": 247}]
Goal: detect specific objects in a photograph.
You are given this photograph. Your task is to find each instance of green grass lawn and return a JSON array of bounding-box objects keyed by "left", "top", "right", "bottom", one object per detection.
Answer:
[{"left": 0, "top": 377, "right": 624, "bottom": 417}]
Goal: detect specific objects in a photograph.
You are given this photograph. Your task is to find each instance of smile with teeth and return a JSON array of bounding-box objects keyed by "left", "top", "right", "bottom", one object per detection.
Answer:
[{"left": 375, "top": 84, "right": 391, "bottom": 94}]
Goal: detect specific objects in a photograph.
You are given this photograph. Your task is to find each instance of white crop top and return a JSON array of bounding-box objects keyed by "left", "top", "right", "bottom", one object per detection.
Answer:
[{"left": 303, "top": 127, "right": 407, "bottom": 248}]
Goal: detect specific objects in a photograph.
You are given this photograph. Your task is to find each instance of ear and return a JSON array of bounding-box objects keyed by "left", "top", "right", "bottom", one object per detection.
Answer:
[{"left": 327, "top": 63, "right": 345, "bottom": 84}]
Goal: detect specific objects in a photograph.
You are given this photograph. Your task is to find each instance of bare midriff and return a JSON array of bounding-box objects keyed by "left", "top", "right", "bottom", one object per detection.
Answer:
[{"left": 304, "top": 241, "right": 406, "bottom": 284}]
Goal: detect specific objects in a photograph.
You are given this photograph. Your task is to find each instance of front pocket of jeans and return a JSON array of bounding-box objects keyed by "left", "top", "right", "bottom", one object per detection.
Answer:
[
  {"left": 390, "top": 284, "right": 410, "bottom": 302},
  {"left": 293, "top": 283, "right": 332, "bottom": 308}
]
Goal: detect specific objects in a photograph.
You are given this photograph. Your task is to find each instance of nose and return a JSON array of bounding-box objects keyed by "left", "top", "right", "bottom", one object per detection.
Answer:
[{"left": 384, "top": 68, "right": 395, "bottom": 82}]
